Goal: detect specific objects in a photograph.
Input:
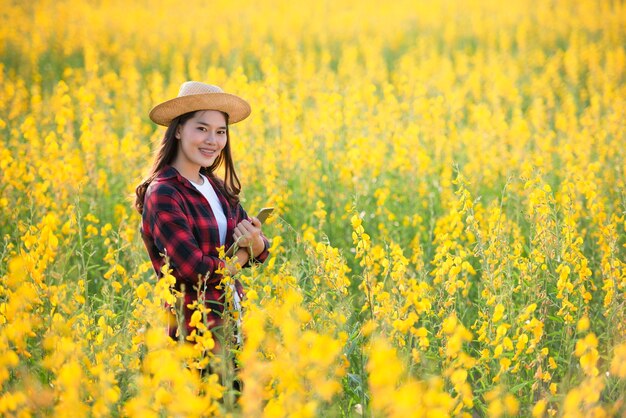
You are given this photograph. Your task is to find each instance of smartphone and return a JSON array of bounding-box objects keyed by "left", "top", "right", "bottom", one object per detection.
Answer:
[
  {"left": 255, "top": 207, "right": 274, "bottom": 224},
  {"left": 224, "top": 207, "right": 274, "bottom": 257}
]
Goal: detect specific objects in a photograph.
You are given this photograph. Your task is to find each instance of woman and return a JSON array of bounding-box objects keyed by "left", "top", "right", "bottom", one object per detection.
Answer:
[{"left": 135, "top": 81, "right": 269, "bottom": 346}]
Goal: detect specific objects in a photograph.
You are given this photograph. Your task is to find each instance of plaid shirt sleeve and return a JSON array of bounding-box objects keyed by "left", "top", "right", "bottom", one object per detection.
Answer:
[{"left": 145, "top": 183, "right": 226, "bottom": 287}]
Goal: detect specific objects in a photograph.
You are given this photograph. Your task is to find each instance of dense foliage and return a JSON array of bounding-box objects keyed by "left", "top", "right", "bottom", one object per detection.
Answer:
[{"left": 1, "top": 0, "right": 625, "bottom": 416}]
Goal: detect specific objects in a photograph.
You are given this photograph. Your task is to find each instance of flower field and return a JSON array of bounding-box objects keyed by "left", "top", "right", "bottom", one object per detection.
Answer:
[{"left": 1, "top": 0, "right": 626, "bottom": 416}]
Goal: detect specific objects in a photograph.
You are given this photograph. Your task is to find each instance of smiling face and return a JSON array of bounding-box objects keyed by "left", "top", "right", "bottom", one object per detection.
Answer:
[{"left": 172, "top": 110, "right": 228, "bottom": 180}]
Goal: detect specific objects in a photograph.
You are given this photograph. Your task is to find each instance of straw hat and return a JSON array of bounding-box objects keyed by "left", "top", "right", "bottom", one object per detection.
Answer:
[{"left": 149, "top": 81, "right": 251, "bottom": 126}]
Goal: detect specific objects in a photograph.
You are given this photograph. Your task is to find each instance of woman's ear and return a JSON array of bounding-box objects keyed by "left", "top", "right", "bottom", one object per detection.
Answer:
[{"left": 175, "top": 126, "right": 181, "bottom": 139}]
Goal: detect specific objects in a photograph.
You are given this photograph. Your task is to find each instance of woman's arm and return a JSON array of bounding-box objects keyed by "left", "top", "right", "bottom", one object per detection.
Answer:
[{"left": 146, "top": 187, "right": 226, "bottom": 286}]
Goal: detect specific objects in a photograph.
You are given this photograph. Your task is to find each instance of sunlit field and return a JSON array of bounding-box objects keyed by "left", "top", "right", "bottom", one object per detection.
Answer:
[{"left": 1, "top": 0, "right": 625, "bottom": 416}]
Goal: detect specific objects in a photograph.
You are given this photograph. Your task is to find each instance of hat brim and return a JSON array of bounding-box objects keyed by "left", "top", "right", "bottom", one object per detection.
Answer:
[{"left": 149, "top": 92, "right": 251, "bottom": 126}]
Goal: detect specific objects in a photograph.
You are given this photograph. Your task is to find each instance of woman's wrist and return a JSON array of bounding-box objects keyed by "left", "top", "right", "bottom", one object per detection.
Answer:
[
  {"left": 251, "top": 236, "right": 266, "bottom": 258},
  {"left": 227, "top": 248, "right": 250, "bottom": 275},
  {"left": 236, "top": 247, "right": 250, "bottom": 265}
]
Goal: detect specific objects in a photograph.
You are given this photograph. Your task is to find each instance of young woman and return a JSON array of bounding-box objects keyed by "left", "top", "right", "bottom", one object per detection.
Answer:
[{"left": 135, "top": 81, "right": 269, "bottom": 346}]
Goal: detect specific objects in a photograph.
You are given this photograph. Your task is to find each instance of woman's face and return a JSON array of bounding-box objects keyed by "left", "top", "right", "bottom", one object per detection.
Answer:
[{"left": 174, "top": 110, "right": 228, "bottom": 172}]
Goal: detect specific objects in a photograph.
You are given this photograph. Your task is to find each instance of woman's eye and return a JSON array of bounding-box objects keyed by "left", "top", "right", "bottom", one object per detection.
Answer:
[
  {"left": 198, "top": 127, "right": 207, "bottom": 131},
  {"left": 218, "top": 130, "right": 226, "bottom": 135}
]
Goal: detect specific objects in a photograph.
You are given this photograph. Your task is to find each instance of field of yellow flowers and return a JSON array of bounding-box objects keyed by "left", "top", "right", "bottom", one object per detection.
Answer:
[{"left": 1, "top": 0, "right": 626, "bottom": 416}]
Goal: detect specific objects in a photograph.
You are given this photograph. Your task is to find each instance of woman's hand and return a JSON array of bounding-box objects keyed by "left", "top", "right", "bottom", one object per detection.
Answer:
[
  {"left": 232, "top": 217, "right": 265, "bottom": 257},
  {"left": 226, "top": 248, "right": 251, "bottom": 276}
]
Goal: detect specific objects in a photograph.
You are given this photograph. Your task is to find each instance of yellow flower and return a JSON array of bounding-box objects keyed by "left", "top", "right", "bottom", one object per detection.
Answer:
[
  {"left": 532, "top": 399, "right": 547, "bottom": 417},
  {"left": 609, "top": 342, "right": 626, "bottom": 378},
  {"left": 494, "top": 344, "right": 503, "bottom": 359},
  {"left": 135, "top": 283, "right": 149, "bottom": 300},
  {"left": 493, "top": 303, "right": 505, "bottom": 323},
  {"left": 574, "top": 333, "right": 598, "bottom": 356},
  {"left": 504, "top": 393, "right": 519, "bottom": 415}
]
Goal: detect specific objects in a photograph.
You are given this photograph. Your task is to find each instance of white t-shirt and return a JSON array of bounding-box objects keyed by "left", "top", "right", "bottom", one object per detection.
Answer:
[
  {"left": 191, "top": 174, "right": 243, "bottom": 344},
  {"left": 190, "top": 174, "right": 227, "bottom": 246}
]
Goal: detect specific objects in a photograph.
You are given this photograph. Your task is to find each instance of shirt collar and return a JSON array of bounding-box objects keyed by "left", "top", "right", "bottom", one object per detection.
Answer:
[
  {"left": 155, "top": 165, "right": 195, "bottom": 188},
  {"left": 155, "top": 165, "right": 179, "bottom": 180},
  {"left": 156, "top": 166, "right": 226, "bottom": 200},
  {"left": 155, "top": 165, "right": 233, "bottom": 216}
]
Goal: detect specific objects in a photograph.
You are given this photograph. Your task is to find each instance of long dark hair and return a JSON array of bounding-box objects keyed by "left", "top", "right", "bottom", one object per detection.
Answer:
[{"left": 134, "top": 110, "right": 241, "bottom": 213}]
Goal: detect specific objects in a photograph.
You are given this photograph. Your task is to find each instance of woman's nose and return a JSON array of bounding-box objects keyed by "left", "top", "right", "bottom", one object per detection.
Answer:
[{"left": 204, "top": 131, "right": 216, "bottom": 143}]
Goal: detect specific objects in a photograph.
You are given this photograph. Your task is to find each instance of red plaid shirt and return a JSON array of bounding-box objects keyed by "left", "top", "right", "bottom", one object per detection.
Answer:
[{"left": 141, "top": 165, "right": 269, "bottom": 339}]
